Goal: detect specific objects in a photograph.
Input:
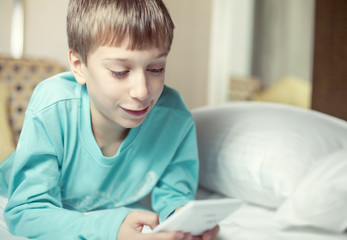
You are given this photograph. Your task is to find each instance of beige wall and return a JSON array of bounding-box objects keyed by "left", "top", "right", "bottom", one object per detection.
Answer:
[
  {"left": 163, "top": 0, "right": 212, "bottom": 108},
  {"left": 24, "top": 0, "right": 70, "bottom": 66},
  {"left": 0, "top": 0, "right": 69, "bottom": 66},
  {"left": 0, "top": 0, "right": 13, "bottom": 55},
  {"left": 0, "top": 0, "right": 211, "bottom": 109}
]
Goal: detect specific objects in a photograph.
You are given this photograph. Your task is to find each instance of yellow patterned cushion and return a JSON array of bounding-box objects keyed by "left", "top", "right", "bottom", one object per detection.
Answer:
[
  {"left": 0, "top": 81, "right": 15, "bottom": 163},
  {"left": 228, "top": 76, "right": 262, "bottom": 101},
  {"left": 0, "top": 57, "right": 66, "bottom": 145}
]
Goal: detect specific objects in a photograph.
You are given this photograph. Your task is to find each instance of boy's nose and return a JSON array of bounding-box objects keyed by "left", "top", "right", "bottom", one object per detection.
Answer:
[{"left": 129, "top": 72, "right": 149, "bottom": 101}]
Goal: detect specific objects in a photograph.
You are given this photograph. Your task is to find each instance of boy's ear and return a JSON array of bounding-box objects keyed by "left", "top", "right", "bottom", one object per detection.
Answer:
[{"left": 68, "top": 50, "right": 86, "bottom": 85}]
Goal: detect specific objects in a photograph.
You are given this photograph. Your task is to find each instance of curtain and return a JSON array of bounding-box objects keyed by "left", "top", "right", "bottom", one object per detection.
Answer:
[{"left": 251, "top": 0, "right": 315, "bottom": 86}]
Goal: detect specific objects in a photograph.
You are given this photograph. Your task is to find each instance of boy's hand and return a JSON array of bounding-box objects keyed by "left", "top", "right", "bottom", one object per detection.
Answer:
[
  {"left": 117, "top": 210, "right": 190, "bottom": 240},
  {"left": 189, "top": 225, "right": 220, "bottom": 240},
  {"left": 174, "top": 206, "right": 220, "bottom": 240}
]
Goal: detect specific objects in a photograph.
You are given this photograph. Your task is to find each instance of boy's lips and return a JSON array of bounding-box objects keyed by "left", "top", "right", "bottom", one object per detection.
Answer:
[{"left": 121, "top": 105, "right": 150, "bottom": 117}]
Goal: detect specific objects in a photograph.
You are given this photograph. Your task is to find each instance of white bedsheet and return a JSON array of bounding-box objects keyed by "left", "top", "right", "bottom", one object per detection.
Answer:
[
  {"left": 196, "top": 188, "right": 347, "bottom": 240},
  {"left": 1, "top": 193, "right": 346, "bottom": 240},
  {"left": 0, "top": 196, "right": 28, "bottom": 240}
]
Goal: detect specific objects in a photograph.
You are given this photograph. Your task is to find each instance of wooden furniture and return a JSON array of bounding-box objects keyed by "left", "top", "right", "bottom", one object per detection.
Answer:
[{"left": 311, "top": 0, "right": 347, "bottom": 121}]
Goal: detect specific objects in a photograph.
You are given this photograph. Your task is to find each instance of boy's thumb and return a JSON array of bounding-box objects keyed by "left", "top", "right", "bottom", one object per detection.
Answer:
[{"left": 131, "top": 210, "right": 160, "bottom": 229}]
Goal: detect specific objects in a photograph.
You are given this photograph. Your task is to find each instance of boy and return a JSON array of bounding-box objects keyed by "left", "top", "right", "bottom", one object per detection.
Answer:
[{"left": 0, "top": 0, "right": 219, "bottom": 239}]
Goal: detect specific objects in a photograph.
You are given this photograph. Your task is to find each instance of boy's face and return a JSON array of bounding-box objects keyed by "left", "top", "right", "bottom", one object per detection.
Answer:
[{"left": 71, "top": 42, "right": 167, "bottom": 130}]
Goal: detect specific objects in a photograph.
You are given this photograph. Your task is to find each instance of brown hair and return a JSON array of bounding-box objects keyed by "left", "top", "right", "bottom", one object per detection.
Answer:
[{"left": 67, "top": 0, "right": 175, "bottom": 64}]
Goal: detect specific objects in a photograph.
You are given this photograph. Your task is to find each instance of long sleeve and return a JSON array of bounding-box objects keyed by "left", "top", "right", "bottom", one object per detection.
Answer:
[
  {"left": 151, "top": 121, "right": 199, "bottom": 222},
  {"left": 4, "top": 109, "right": 131, "bottom": 240}
]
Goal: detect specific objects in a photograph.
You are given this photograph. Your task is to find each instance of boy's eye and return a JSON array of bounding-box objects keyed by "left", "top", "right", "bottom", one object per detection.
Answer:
[
  {"left": 148, "top": 68, "right": 165, "bottom": 75},
  {"left": 111, "top": 71, "right": 128, "bottom": 78}
]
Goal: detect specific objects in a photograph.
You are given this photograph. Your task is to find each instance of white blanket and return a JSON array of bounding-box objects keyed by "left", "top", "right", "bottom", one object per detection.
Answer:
[{"left": 196, "top": 188, "right": 347, "bottom": 240}]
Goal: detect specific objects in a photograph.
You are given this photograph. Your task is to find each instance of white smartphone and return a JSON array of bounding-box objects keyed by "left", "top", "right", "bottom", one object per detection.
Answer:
[{"left": 146, "top": 198, "right": 242, "bottom": 236}]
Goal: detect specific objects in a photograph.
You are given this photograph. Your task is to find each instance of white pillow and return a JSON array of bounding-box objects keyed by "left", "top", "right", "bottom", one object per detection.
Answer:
[
  {"left": 276, "top": 148, "right": 347, "bottom": 232},
  {"left": 192, "top": 102, "right": 347, "bottom": 208}
]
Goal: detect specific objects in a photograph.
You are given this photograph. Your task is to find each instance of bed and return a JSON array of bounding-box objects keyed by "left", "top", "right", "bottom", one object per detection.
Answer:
[
  {"left": 1, "top": 101, "right": 346, "bottom": 240},
  {"left": 0, "top": 101, "right": 347, "bottom": 240},
  {"left": 192, "top": 102, "right": 347, "bottom": 240},
  {"left": 0, "top": 102, "right": 347, "bottom": 240}
]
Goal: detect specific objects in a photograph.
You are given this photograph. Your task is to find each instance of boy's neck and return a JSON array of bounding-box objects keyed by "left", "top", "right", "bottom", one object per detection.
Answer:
[
  {"left": 98, "top": 129, "right": 130, "bottom": 157},
  {"left": 89, "top": 104, "right": 130, "bottom": 157},
  {"left": 92, "top": 124, "right": 130, "bottom": 157}
]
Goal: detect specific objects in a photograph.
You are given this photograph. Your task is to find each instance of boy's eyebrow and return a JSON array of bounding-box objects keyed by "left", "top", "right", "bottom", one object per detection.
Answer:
[{"left": 155, "top": 52, "right": 169, "bottom": 59}]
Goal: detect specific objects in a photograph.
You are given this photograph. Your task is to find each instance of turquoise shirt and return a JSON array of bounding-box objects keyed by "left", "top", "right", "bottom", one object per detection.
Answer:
[{"left": 0, "top": 72, "right": 199, "bottom": 239}]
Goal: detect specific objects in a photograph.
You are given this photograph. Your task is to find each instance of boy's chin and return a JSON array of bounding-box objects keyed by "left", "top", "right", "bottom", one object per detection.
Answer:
[{"left": 119, "top": 117, "right": 146, "bottom": 129}]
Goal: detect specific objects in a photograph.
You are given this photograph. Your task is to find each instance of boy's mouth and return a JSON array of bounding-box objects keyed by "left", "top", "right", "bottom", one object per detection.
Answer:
[{"left": 121, "top": 106, "right": 150, "bottom": 117}]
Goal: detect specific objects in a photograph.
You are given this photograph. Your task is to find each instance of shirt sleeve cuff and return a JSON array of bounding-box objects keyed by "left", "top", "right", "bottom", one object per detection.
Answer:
[{"left": 159, "top": 200, "right": 192, "bottom": 222}]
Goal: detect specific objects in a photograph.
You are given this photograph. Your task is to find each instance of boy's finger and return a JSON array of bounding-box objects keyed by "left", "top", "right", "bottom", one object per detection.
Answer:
[
  {"left": 191, "top": 225, "right": 220, "bottom": 240},
  {"left": 143, "top": 231, "right": 185, "bottom": 240},
  {"left": 202, "top": 225, "right": 220, "bottom": 240}
]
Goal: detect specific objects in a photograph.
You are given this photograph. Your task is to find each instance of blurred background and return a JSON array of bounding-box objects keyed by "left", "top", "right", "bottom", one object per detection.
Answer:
[{"left": 0, "top": 0, "right": 315, "bottom": 109}]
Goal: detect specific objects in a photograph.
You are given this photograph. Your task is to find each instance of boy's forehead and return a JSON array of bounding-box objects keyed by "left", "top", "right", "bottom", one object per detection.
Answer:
[
  {"left": 91, "top": 45, "right": 168, "bottom": 62},
  {"left": 93, "top": 35, "right": 168, "bottom": 55}
]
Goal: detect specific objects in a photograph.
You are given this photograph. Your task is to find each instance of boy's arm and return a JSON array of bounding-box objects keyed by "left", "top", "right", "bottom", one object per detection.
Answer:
[
  {"left": 4, "top": 110, "right": 130, "bottom": 240},
  {"left": 151, "top": 121, "right": 199, "bottom": 221}
]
